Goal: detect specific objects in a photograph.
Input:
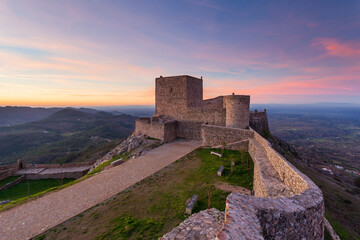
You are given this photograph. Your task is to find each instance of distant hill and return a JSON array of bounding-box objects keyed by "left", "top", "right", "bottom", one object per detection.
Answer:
[
  {"left": 0, "top": 107, "right": 62, "bottom": 127},
  {"left": 0, "top": 109, "right": 137, "bottom": 165},
  {"left": 0, "top": 106, "right": 106, "bottom": 127}
]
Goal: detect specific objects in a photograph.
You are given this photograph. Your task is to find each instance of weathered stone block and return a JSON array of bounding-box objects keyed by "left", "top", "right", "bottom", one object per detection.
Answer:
[
  {"left": 111, "top": 159, "right": 123, "bottom": 167},
  {"left": 186, "top": 195, "right": 198, "bottom": 215},
  {"left": 211, "top": 151, "right": 223, "bottom": 157},
  {"left": 217, "top": 166, "right": 224, "bottom": 176}
]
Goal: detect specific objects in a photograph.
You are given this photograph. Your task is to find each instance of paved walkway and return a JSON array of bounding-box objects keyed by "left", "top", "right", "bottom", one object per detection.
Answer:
[{"left": 0, "top": 140, "right": 200, "bottom": 240}]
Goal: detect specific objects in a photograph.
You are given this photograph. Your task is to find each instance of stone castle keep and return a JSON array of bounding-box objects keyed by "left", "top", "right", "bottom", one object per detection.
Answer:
[
  {"left": 135, "top": 75, "right": 269, "bottom": 142},
  {"left": 135, "top": 75, "right": 325, "bottom": 240}
]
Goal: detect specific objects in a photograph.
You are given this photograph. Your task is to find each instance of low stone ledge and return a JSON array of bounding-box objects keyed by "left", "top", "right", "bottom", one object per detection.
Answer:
[
  {"left": 0, "top": 175, "right": 25, "bottom": 191},
  {"left": 186, "top": 195, "right": 198, "bottom": 215}
]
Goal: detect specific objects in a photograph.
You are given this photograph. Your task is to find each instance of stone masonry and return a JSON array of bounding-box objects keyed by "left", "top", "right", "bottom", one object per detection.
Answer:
[
  {"left": 134, "top": 75, "right": 268, "bottom": 142},
  {"left": 134, "top": 75, "right": 324, "bottom": 239}
]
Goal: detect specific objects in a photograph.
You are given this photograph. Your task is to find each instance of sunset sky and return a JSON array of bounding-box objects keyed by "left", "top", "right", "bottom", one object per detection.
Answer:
[{"left": 1, "top": 0, "right": 360, "bottom": 106}]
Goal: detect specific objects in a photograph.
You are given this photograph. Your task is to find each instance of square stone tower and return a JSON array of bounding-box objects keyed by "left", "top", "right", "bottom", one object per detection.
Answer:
[{"left": 155, "top": 75, "right": 203, "bottom": 119}]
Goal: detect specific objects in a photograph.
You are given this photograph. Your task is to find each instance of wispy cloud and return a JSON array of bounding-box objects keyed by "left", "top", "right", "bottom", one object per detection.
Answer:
[{"left": 312, "top": 38, "right": 360, "bottom": 58}]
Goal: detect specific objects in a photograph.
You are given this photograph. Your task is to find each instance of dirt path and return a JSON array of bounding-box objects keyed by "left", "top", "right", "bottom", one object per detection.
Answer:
[{"left": 0, "top": 140, "right": 200, "bottom": 240}]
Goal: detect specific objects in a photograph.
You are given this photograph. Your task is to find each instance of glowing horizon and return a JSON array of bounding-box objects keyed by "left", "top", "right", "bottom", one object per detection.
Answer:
[{"left": 1, "top": 0, "right": 360, "bottom": 106}]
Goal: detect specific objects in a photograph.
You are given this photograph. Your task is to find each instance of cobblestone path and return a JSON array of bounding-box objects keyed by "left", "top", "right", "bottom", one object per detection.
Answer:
[{"left": 0, "top": 140, "right": 200, "bottom": 240}]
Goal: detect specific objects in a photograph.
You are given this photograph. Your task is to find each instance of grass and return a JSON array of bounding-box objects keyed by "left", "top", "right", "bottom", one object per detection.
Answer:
[
  {"left": 0, "top": 176, "right": 20, "bottom": 188},
  {"left": 0, "top": 176, "right": 86, "bottom": 212},
  {"left": 97, "top": 215, "right": 164, "bottom": 240},
  {"left": 0, "top": 178, "right": 74, "bottom": 201},
  {"left": 37, "top": 148, "right": 254, "bottom": 240}
]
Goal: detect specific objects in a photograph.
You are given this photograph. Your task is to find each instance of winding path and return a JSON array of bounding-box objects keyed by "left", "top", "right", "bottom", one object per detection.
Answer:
[{"left": 0, "top": 140, "right": 200, "bottom": 240}]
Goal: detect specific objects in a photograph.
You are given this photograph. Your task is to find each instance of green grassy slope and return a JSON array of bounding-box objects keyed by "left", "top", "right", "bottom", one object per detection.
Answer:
[
  {"left": 35, "top": 148, "right": 254, "bottom": 240},
  {"left": 0, "top": 179, "right": 74, "bottom": 201}
]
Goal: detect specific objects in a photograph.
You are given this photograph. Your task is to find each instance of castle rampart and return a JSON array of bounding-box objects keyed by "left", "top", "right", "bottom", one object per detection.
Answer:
[{"left": 147, "top": 75, "right": 324, "bottom": 240}]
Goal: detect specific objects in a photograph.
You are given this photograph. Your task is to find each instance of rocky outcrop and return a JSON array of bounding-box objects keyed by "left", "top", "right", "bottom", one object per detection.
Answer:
[{"left": 89, "top": 134, "right": 163, "bottom": 172}]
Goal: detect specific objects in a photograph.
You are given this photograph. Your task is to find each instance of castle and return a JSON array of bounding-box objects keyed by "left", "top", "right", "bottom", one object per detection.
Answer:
[
  {"left": 135, "top": 75, "right": 325, "bottom": 240},
  {"left": 135, "top": 75, "right": 269, "bottom": 142}
]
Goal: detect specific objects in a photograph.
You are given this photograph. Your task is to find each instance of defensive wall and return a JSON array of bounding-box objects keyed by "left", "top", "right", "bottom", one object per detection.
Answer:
[
  {"left": 0, "top": 165, "right": 18, "bottom": 181},
  {"left": 215, "top": 129, "right": 323, "bottom": 239},
  {"left": 140, "top": 75, "right": 324, "bottom": 239},
  {"left": 161, "top": 126, "right": 324, "bottom": 239}
]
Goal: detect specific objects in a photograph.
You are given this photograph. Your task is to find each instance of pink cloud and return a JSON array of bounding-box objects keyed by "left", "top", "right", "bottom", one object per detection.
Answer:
[{"left": 312, "top": 38, "right": 360, "bottom": 58}]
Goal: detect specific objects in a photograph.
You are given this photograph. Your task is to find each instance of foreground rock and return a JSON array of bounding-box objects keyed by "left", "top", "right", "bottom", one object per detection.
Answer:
[{"left": 160, "top": 208, "right": 225, "bottom": 240}]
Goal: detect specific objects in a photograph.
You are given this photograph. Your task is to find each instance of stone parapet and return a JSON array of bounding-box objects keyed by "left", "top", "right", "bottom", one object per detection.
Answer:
[
  {"left": 252, "top": 130, "right": 309, "bottom": 195},
  {"left": 200, "top": 124, "right": 254, "bottom": 146},
  {"left": 0, "top": 175, "right": 25, "bottom": 191}
]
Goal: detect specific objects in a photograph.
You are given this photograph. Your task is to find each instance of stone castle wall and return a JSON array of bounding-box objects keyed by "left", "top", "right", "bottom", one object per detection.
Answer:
[
  {"left": 0, "top": 165, "right": 18, "bottom": 181},
  {"left": 139, "top": 75, "right": 324, "bottom": 240},
  {"left": 215, "top": 129, "right": 324, "bottom": 239},
  {"left": 135, "top": 118, "right": 177, "bottom": 143},
  {"left": 185, "top": 107, "right": 226, "bottom": 125},
  {"left": 200, "top": 124, "right": 254, "bottom": 146},
  {"left": 252, "top": 131, "right": 308, "bottom": 195},
  {"left": 250, "top": 110, "right": 269, "bottom": 134},
  {"left": 186, "top": 76, "right": 203, "bottom": 108},
  {"left": 177, "top": 121, "right": 203, "bottom": 140},
  {"left": 155, "top": 76, "right": 203, "bottom": 119},
  {"left": 203, "top": 96, "right": 224, "bottom": 109},
  {"left": 223, "top": 95, "right": 250, "bottom": 129}
]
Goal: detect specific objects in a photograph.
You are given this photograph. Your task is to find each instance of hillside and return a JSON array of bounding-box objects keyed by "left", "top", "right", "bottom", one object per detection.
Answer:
[
  {"left": 0, "top": 107, "right": 61, "bottom": 127},
  {"left": 268, "top": 135, "right": 360, "bottom": 239},
  {"left": 0, "top": 109, "right": 137, "bottom": 165}
]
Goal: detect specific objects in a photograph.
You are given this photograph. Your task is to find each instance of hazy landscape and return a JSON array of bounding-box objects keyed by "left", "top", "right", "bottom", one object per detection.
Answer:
[
  {"left": 1, "top": 104, "right": 360, "bottom": 239},
  {"left": 0, "top": 107, "right": 136, "bottom": 165}
]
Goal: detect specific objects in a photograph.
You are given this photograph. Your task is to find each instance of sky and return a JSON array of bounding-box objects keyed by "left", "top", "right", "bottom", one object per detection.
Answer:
[{"left": 0, "top": 0, "right": 360, "bottom": 106}]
